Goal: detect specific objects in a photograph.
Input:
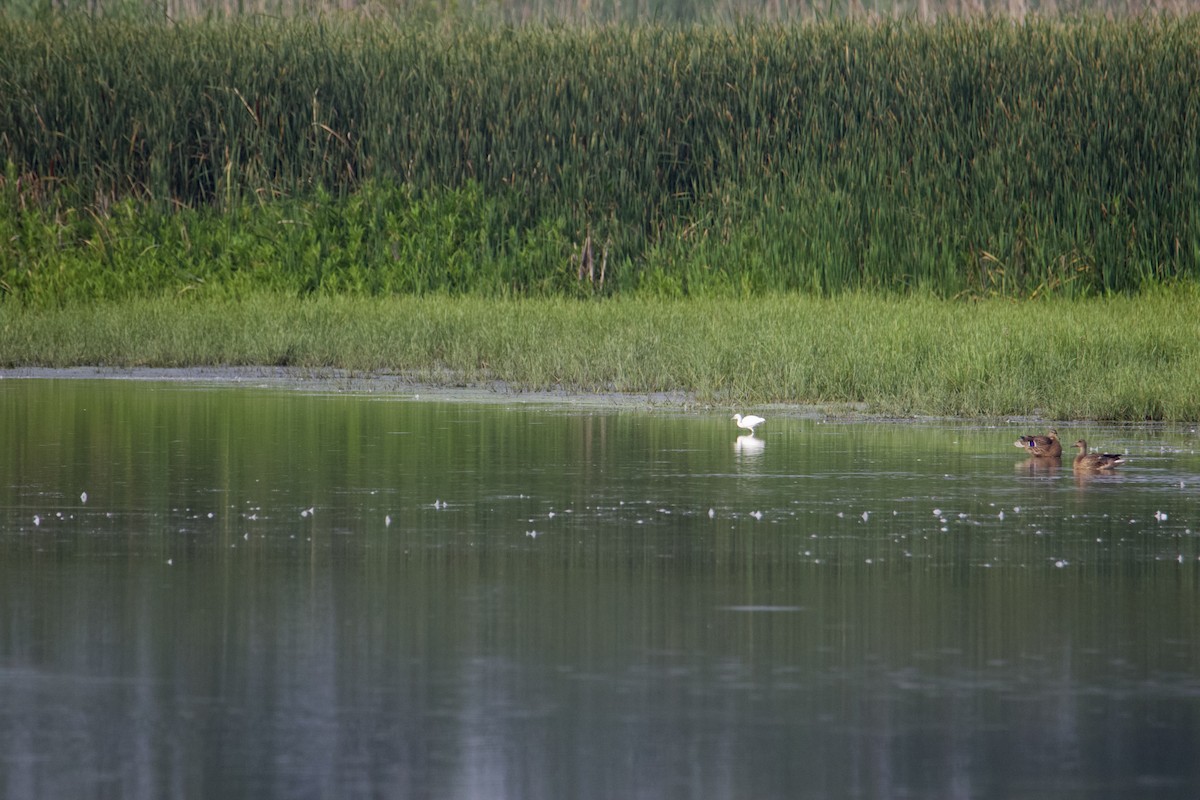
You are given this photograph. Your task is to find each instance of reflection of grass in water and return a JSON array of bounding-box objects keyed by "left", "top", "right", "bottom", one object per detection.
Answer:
[{"left": 4, "top": 290, "right": 1199, "bottom": 420}]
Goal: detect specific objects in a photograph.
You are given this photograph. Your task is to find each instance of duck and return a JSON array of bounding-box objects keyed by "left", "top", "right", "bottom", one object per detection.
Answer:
[
  {"left": 1013, "top": 428, "right": 1062, "bottom": 458},
  {"left": 1072, "top": 439, "right": 1125, "bottom": 471},
  {"left": 732, "top": 413, "right": 765, "bottom": 436}
]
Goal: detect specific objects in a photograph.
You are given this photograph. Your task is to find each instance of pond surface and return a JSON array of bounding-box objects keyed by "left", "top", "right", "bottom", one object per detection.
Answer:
[{"left": 1, "top": 378, "right": 1199, "bottom": 799}]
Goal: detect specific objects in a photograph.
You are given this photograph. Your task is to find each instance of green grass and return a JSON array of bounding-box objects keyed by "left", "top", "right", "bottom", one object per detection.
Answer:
[
  {"left": 0, "top": 0, "right": 1187, "bottom": 25},
  {"left": 4, "top": 16, "right": 1200, "bottom": 299},
  {"left": 5, "top": 14, "right": 1198, "bottom": 420},
  {"left": 4, "top": 291, "right": 1199, "bottom": 420}
]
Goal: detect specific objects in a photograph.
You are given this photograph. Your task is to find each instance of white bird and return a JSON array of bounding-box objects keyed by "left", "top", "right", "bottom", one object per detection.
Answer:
[{"left": 732, "top": 413, "right": 765, "bottom": 436}]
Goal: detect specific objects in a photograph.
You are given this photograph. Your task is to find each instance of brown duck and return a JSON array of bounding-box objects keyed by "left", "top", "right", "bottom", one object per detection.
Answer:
[
  {"left": 1072, "top": 439, "right": 1125, "bottom": 471},
  {"left": 1014, "top": 428, "right": 1062, "bottom": 458}
]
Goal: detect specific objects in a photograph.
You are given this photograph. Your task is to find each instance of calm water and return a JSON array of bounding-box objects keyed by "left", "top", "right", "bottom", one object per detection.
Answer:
[{"left": 2, "top": 378, "right": 1199, "bottom": 800}]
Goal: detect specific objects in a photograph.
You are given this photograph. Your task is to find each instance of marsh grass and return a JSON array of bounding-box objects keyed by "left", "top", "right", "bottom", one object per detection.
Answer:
[
  {"left": 4, "top": 292, "right": 1199, "bottom": 419},
  {"left": 5, "top": 0, "right": 1194, "bottom": 24},
  {"left": 4, "top": 16, "right": 1200, "bottom": 299}
]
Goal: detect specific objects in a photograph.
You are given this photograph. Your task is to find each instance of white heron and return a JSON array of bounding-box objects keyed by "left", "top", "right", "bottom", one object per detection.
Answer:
[{"left": 732, "top": 413, "right": 765, "bottom": 436}]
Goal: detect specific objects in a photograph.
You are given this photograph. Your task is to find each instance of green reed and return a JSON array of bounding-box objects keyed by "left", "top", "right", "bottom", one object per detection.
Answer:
[
  {"left": 3, "top": 15, "right": 1200, "bottom": 299},
  {"left": 4, "top": 0, "right": 1190, "bottom": 24},
  {"left": 5, "top": 291, "right": 1200, "bottom": 420}
]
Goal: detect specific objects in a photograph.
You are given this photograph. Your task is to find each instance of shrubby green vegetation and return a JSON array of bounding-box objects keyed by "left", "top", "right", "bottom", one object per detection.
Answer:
[
  {"left": 3, "top": 15, "right": 1200, "bottom": 303},
  {"left": 0, "top": 179, "right": 578, "bottom": 303}
]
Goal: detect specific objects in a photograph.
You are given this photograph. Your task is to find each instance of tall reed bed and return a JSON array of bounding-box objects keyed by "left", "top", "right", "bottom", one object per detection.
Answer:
[
  {"left": 7, "top": 0, "right": 1194, "bottom": 24},
  {"left": 3, "top": 15, "right": 1200, "bottom": 299}
]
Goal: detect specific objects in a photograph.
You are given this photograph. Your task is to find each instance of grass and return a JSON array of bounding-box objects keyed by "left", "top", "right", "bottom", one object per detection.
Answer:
[
  {"left": 4, "top": 291, "right": 1199, "bottom": 420},
  {"left": 4, "top": 16, "right": 1200, "bottom": 299},
  {"left": 4, "top": 13, "right": 1198, "bottom": 421},
  {"left": 1, "top": 0, "right": 1191, "bottom": 24}
]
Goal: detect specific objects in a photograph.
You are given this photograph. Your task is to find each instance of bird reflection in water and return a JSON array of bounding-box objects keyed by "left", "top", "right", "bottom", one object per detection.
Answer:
[
  {"left": 1014, "top": 456, "right": 1061, "bottom": 475},
  {"left": 735, "top": 434, "right": 765, "bottom": 458},
  {"left": 1073, "top": 468, "right": 1126, "bottom": 489}
]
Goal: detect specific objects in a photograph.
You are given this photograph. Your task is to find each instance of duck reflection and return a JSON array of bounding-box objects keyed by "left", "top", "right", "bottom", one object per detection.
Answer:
[
  {"left": 1073, "top": 468, "right": 1126, "bottom": 489},
  {"left": 1015, "top": 456, "right": 1061, "bottom": 475}
]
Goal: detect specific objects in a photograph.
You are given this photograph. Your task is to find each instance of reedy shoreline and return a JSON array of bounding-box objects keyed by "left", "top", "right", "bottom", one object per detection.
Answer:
[
  {"left": 4, "top": 15, "right": 1198, "bottom": 422},
  {"left": 4, "top": 292, "right": 1198, "bottom": 421}
]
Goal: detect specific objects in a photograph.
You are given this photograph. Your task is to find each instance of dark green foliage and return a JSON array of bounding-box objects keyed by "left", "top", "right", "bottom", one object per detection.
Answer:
[
  {"left": 0, "top": 177, "right": 576, "bottom": 304},
  {"left": 2, "top": 15, "right": 1199, "bottom": 302}
]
